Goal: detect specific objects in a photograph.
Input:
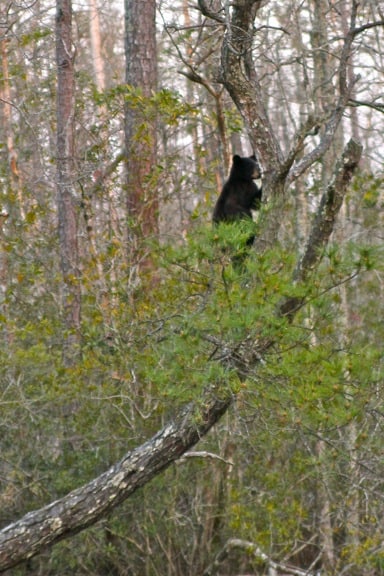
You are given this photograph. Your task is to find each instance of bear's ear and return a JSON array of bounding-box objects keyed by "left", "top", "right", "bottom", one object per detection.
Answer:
[
  {"left": 250, "top": 153, "right": 257, "bottom": 160},
  {"left": 233, "top": 154, "right": 241, "bottom": 163}
]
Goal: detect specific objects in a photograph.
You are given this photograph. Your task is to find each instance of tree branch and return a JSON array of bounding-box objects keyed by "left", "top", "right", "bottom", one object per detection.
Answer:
[
  {"left": 280, "top": 138, "right": 363, "bottom": 318},
  {"left": 197, "top": 0, "right": 225, "bottom": 24},
  {"left": 0, "top": 140, "right": 362, "bottom": 576},
  {"left": 278, "top": 114, "right": 321, "bottom": 180},
  {"left": 352, "top": 19, "right": 384, "bottom": 36},
  {"left": 349, "top": 98, "right": 384, "bottom": 113},
  {"left": 294, "top": 138, "right": 363, "bottom": 283},
  {"left": 179, "top": 451, "right": 234, "bottom": 466},
  {"left": 0, "top": 390, "right": 232, "bottom": 572}
]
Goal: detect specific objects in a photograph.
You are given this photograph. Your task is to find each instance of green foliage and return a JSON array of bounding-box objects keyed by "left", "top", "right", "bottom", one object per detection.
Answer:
[
  {"left": 99, "top": 84, "right": 197, "bottom": 127},
  {"left": 351, "top": 171, "right": 384, "bottom": 208},
  {"left": 1, "top": 0, "right": 383, "bottom": 571},
  {"left": 20, "top": 28, "right": 52, "bottom": 47},
  {"left": 0, "top": 66, "right": 384, "bottom": 574},
  {"left": 1, "top": 175, "right": 384, "bottom": 574}
]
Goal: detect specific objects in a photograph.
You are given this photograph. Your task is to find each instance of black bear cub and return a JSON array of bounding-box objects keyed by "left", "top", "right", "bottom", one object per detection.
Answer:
[{"left": 212, "top": 154, "right": 262, "bottom": 249}]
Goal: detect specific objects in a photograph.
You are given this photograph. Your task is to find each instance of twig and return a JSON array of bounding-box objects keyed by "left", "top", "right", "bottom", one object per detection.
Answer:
[
  {"left": 203, "top": 537, "right": 315, "bottom": 576},
  {"left": 178, "top": 451, "right": 234, "bottom": 465}
]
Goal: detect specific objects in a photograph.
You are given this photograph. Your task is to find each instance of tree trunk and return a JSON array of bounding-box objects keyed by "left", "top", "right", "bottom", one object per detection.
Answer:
[
  {"left": 124, "top": 0, "right": 158, "bottom": 241},
  {"left": 88, "top": 0, "right": 105, "bottom": 91},
  {"left": 207, "top": 0, "right": 360, "bottom": 250},
  {"left": 56, "top": 0, "right": 81, "bottom": 363},
  {"left": 0, "top": 36, "right": 25, "bottom": 222}
]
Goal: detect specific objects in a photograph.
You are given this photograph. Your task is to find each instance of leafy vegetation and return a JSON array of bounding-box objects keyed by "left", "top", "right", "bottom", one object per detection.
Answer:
[{"left": 1, "top": 0, "right": 384, "bottom": 573}]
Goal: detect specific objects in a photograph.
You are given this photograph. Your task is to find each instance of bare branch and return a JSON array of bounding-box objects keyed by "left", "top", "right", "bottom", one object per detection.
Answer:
[
  {"left": 197, "top": 0, "right": 225, "bottom": 24},
  {"left": 349, "top": 98, "right": 384, "bottom": 113},
  {"left": 294, "top": 138, "right": 362, "bottom": 283},
  {"left": 220, "top": 0, "right": 284, "bottom": 173},
  {"left": 203, "top": 537, "right": 315, "bottom": 576},
  {"left": 179, "top": 451, "right": 234, "bottom": 465},
  {"left": 88, "top": 149, "right": 126, "bottom": 192},
  {"left": 278, "top": 114, "right": 321, "bottom": 180},
  {"left": 178, "top": 69, "right": 217, "bottom": 97},
  {"left": 352, "top": 19, "right": 384, "bottom": 36},
  {"left": 286, "top": 1, "right": 360, "bottom": 185}
]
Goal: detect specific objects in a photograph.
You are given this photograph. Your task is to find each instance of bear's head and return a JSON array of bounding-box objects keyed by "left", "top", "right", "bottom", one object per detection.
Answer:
[{"left": 230, "top": 154, "right": 262, "bottom": 181}]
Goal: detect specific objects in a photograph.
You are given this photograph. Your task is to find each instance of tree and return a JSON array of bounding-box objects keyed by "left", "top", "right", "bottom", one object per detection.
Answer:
[
  {"left": 56, "top": 0, "right": 81, "bottom": 363},
  {"left": 0, "top": 391, "right": 230, "bottom": 571},
  {"left": 1, "top": 0, "right": 383, "bottom": 573},
  {"left": 0, "top": 136, "right": 362, "bottom": 571},
  {"left": 217, "top": 0, "right": 361, "bottom": 249}
]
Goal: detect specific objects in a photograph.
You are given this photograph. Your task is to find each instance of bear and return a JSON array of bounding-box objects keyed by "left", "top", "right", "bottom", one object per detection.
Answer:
[
  {"left": 212, "top": 154, "right": 262, "bottom": 263},
  {"left": 212, "top": 154, "right": 262, "bottom": 230}
]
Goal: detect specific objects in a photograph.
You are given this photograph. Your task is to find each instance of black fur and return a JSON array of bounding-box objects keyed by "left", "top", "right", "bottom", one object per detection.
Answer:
[{"left": 212, "top": 154, "right": 262, "bottom": 247}]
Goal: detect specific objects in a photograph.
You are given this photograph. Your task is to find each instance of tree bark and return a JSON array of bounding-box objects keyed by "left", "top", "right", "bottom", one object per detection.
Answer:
[
  {"left": 219, "top": 0, "right": 283, "bottom": 179},
  {"left": 202, "top": 0, "right": 361, "bottom": 250},
  {"left": 124, "top": 0, "right": 158, "bottom": 240},
  {"left": 56, "top": 0, "right": 81, "bottom": 363}
]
